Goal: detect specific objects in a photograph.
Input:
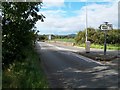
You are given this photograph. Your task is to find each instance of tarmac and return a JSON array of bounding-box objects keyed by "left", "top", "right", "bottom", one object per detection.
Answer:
[{"left": 47, "top": 41, "right": 120, "bottom": 68}]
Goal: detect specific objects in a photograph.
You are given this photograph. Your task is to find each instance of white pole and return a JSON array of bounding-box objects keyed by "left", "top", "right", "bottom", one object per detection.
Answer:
[
  {"left": 85, "top": 1, "right": 88, "bottom": 42},
  {"left": 85, "top": 1, "right": 90, "bottom": 53}
]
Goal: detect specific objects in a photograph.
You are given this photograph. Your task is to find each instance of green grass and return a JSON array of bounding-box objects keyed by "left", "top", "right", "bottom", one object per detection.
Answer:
[
  {"left": 53, "top": 38, "right": 119, "bottom": 50},
  {"left": 54, "top": 38, "right": 75, "bottom": 43},
  {"left": 78, "top": 43, "right": 119, "bottom": 50},
  {"left": 2, "top": 47, "right": 49, "bottom": 88}
]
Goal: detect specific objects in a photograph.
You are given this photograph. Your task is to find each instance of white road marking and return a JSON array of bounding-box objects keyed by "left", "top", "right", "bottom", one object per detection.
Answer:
[
  {"left": 40, "top": 42, "right": 104, "bottom": 65},
  {"left": 60, "top": 51, "right": 104, "bottom": 65}
]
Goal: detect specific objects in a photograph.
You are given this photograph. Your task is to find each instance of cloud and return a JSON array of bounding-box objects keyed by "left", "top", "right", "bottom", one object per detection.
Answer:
[
  {"left": 82, "top": 2, "right": 118, "bottom": 29},
  {"left": 65, "top": 0, "right": 119, "bottom": 2},
  {"left": 42, "top": 0, "right": 64, "bottom": 8},
  {"left": 36, "top": 1, "right": 118, "bottom": 35}
]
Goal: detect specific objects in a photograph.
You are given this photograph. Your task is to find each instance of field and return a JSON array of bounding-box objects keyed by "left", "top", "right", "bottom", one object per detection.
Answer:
[
  {"left": 54, "top": 38, "right": 75, "bottom": 43},
  {"left": 53, "top": 38, "right": 119, "bottom": 50}
]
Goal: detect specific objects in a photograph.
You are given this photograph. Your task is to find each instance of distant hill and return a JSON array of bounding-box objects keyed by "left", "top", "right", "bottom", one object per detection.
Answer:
[{"left": 51, "top": 34, "right": 76, "bottom": 39}]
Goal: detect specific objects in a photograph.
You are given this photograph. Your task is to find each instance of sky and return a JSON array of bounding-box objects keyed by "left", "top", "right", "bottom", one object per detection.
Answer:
[{"left": 35, "top": 0, "right": 119, "bottom": 35}]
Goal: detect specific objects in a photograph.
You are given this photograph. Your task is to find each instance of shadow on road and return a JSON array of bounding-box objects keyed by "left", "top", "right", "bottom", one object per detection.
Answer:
[{"left": 35, "top": 42, "right": 119, "bottom": 88}]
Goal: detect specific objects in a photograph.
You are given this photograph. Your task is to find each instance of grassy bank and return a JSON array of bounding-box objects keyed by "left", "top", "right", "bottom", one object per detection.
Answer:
[
  {"left": 2, "top": 46, "right": 49, "bottom": 88},
  {"left": 78, "top": 43, "right": 119, "bottom": 50},
  {"left": 53, "top": 38, "right": 119, "bottom": 50}
]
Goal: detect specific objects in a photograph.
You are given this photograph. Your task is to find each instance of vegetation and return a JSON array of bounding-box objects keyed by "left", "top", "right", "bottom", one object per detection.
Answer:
[
  {"left": 50, "top": 34, "right": 76, "bottom": 40},
  {"left": 2, "top": 2, "right": 48, "bottom": 88},
  {"left": 2, "top": 2, "right": 45, "bottom": 68},
  {"left": 75, "top": 28, "right": 119, "bottom": 50},
  {"left": 54, "top": 38, "right": 75, "bottom": 43},
  {"left": 49, "top": 28, "right": 119, "bottom": 50},
  {"left": 38, "top": 34, "right": 48, "bottom": 41},
  {"left": 2, "top": 47, "right": 49, "bottom": 88},
  {"left": 38, "top": 34, "right": 76, "bottom": 42},
  {"left": 77, "top": 43, "right": 119, "bottom": 50},
  {"left": 75, "top": 28, "right": 120, "bottom": 44}
]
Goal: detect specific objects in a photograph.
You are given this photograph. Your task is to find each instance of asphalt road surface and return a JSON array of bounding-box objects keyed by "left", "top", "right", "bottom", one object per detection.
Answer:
[{"left": 37, "top": 41, "right": 118, "bottom": 88}]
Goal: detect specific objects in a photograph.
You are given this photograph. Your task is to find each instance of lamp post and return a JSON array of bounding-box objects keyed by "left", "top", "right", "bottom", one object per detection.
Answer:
[
  {"left": 85, "top": 1, "right": 90, "bottom": 53},
  {"left": 85, "top": 1, "right": 88, "bottom": 42}
]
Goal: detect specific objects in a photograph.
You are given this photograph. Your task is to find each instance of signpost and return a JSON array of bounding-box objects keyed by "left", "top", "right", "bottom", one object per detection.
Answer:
[{"left": 99, "top": 22, "right": 113, "bottom": 55}]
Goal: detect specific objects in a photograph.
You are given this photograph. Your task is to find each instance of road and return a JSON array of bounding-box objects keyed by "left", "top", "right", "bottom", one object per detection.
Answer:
[{"left": 36, "top": 41, "right": 118, "bottom": 88}]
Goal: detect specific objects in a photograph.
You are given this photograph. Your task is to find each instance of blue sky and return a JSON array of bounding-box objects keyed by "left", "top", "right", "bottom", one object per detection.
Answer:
[{"left": 35, "top": 0, "right": 118, "bottom": 35}]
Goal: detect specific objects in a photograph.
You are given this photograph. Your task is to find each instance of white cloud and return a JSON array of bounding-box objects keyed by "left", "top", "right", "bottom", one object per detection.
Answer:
[
  {"left": 65, "top": 0, "right": 119, "bottom": 2},
  {"left": 42, "top": 0, "right": 64, "bottom": 8},
  {"left": 72, "top": 2, "right": 118, "bottom": 29},
  {"left": 36, "top": 1, "right": 118, "bottom": 35},
  {"left": 83, "top": 2, "right": 118, "bottom": 29}
]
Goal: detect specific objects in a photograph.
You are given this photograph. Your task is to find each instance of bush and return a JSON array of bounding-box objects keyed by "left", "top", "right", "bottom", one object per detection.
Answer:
[{"left": 75, "top": 28, "right": 119, "bottom": 45}]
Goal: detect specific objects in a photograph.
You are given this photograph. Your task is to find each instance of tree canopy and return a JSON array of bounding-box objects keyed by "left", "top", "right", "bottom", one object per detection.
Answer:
[
  {"left": 75, "top": 28, "right": 119, "bottom": 45},
  {"left": 2, "top": 2, "right": 45, "bottom": 68}
]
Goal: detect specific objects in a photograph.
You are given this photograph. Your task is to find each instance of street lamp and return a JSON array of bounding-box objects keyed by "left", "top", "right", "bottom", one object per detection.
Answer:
[
  {"left": 85, "top": 1, "right": 88, "bottom": 42},
  {"left": 99, "top": 22, "right": 113, "bottom": 55},
  {"left": 85, "top": 1, "right": 90, "bottom": 53}
]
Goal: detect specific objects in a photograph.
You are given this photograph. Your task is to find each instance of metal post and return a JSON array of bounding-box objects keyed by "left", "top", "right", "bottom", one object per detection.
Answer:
[
  {"left": 104, "top": 30, "right": 107, "bottom": 55},
  {"left": 104, "top": 22, "right": 108, "bottom": 55}
]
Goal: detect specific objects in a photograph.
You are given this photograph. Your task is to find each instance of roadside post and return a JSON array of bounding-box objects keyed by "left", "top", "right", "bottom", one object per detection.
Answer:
[
  {"left": 85, "top": 41, "right": 91, "bottom": 53},
  {"left": 48, "top": 34, "right": 51, "bottom": 43},
  {"left": 48, "top": 34, "right": 51, "bottom": 40},
  {"left": 99, "top": 22, "right": 113, "bottom": 55}
]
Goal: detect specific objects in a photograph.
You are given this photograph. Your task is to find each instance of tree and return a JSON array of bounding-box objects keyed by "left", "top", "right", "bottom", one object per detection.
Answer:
[
  {"left": 75, "top": 31, "right": 85, "bottom": 44},
  {"left": 87, "top": 28, "right": 96, "bottom": 43},
  {"left": 75, "top": 28, "right": 119, "bottom": 45},
  {"left": 2, "top": 2, "right": 45, "bottom": 68}
]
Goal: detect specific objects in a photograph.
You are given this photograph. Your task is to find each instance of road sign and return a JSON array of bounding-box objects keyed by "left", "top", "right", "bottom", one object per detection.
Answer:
[
  {"left": 99, "top": 24, "right": 113, "bottom": 30},
  {"left": 99, "top": 22, "right": 113, "bottom": 55}
]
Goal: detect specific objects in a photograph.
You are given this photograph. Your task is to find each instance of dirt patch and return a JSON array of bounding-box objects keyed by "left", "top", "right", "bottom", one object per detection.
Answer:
[
  {"left": 48, "top": 41, "right": 74, "bottom": 46},
  {"left": 76, "top": 52, "right": 119, "bottom": 61}
]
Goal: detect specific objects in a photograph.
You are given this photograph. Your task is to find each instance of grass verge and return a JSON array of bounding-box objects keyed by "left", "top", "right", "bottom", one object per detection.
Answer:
[
  {"left": 78, "top": 43, "right": 119, "bottom": 50},
  {"left": 2, "top": 46, "right": 49, "bottom": 88},
  {"left": 53, "top": 39, "right": 119, "bottom": 50}
]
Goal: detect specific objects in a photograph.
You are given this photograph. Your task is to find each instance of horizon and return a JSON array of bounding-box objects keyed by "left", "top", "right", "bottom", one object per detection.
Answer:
[{"left": 38, "top": 33, "right": 77, "bottom": 36}]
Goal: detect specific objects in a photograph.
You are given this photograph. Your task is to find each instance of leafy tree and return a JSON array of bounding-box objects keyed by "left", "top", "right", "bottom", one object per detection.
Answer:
[
  {"left": 38, "top": 34, "right": 48, "bottom": 41},
  {"left": 2, "top": 2, "right": 45, "bottom": 68},
  {"left": 75, "top": 31, "right": 85, "bottom": 44},
  {"left": 75, "top": 27, "right": 119, "bottom": 45},
  {"left": 87, "top": 28, "right": 96, "bottom": 43}
]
